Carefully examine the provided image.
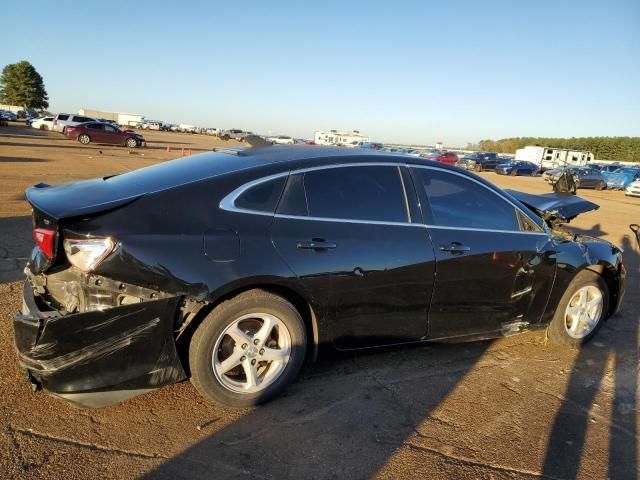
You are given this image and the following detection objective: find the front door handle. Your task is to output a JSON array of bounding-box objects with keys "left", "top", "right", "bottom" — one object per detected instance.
[
  {"left": 297, "top": 239, "right": 338, "bottom": 250},
  {"left": 439, "top": 242, "right": 471, "bottom": 254}
]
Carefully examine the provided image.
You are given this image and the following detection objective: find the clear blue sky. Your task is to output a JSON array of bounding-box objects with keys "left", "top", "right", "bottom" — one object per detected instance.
[{"left": 1, "top": 0, "right": 638, "bottom": 146}]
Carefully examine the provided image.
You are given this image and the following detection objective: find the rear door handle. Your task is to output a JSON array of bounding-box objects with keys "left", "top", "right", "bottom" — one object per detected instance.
[
  {"left": 297, "top": 239, "right": 337, "bottom": 250},
  {"left": 439, "top": 242, "right": 471, "bottom": 254}
]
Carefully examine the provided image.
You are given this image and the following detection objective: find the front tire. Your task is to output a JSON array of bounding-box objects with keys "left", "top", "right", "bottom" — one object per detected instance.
[
  {"left": 126, "top": 137, "right": 138, "bottom": 148},
  {"left": 189, "top": 290, "right": 307, "bottom": 407},
  {"left": 596, "top": 181, "right": 606, "bottom": 191},
  {"left": 510, "top": 169, "right": 517, "bottom": 176},
  {"left": 547, "top": 270, "right": 609, "bottom": 347},
  {"left": 78, "top": 134, "right": 91, "bottom": 145}
]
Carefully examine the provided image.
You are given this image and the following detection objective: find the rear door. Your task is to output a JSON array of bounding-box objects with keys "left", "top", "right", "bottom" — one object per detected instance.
[
  {"left": 271, "top": 163, "right": 436, "bottom": 349},
  {"left": 410, "top": 166, "right": 555, "bottom": 339}
]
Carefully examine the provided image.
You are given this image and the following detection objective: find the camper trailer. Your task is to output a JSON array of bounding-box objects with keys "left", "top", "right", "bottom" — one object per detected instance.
[
  {"left": 314, "top": 130, "right": 370, "bottom": 147},
  {"left": 515, "top": 146, "right": 593, "bottom": 171}
]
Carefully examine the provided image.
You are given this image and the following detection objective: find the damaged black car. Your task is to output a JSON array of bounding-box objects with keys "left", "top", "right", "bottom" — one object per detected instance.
[{"left": 15, "top": 147, "right": 625, "bottom": 408}]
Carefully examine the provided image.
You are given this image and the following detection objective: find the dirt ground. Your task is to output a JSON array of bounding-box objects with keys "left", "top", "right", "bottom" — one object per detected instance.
[{"left": 0, "top": 123, "right": 638, "bottom": 479}]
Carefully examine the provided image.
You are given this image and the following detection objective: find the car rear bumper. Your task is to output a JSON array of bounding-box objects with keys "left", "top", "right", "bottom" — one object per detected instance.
[{"left": 15, "top": 281, "right": 186, "bottom": 407}]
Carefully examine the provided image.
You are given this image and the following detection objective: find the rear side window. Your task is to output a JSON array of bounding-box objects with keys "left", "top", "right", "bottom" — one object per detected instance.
[
  {"left": 414, "top": 168, "right": 518, "bottom": 231},
  {"left": 87, "top": 123, "right": 104, "bottom": 130},
  {"left": 303, "top": 166, "right": 408, "bottom": 223},
  {"left": 235, "top": 177, "right": 286, "bottom": 213},
  {"left": 57, "top": 114, "right": 69, "bottom": 120}
]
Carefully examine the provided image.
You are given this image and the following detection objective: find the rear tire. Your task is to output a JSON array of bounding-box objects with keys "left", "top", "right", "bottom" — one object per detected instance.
[
  {"left": 510, "top": 169, "right": 517, "bottom": 176},
  {"left": 222, "top": 134, "right": 230, "bottom": 141},
  {"left": 78, "top": 134, "right": 90, "bottom": 145},
  {"left": 547, "top": 270, "right": 609, "bottom": 347},
  {"left": 596, "top": 181, "right": 606, "bottom": 191},
  {"left": 39, "top": 124, "right": 47, "bottom": 130},
  {"left": 474, "top": 164, "right": 482, "bottom": 172},
  {"left": 189, "top": 290, "right": 307, "bottom": 407}
]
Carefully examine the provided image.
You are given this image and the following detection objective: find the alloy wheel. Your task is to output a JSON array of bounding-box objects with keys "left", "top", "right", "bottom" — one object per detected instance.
[
  {"left": 212, "top": 313, "right": 292, "bottom": 394},
  {"left": 564, "top": 286, "right": 603, "bottom": 339}
]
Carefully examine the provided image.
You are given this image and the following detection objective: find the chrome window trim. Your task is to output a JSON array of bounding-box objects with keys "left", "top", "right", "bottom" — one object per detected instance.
[
  {"left": 219, "top": 161, "right": 550, "bottom": 237},
  {"left": 408, "top": 164, "right": 545, "bottom": 233},
  {"left": 219, "top": 171, "right": 290, "bottom": 216}
]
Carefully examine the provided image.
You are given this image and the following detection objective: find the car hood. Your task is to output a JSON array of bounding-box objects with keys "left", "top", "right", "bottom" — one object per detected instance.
[{"left": 506, "top": 190, "right": 599, "bottom": 224}]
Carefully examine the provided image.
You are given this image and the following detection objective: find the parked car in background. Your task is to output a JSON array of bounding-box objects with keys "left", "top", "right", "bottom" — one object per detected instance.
[
  {"left": 206, "top": 128, "right": 221, "bottom": 136},
  {"left": 495, "top": 160, "right": 540, "bottom": 176},
  {"left": 420, "top": 150, "right": 459, "bottom": 164},
  {"left": 221, "top": 129, "right": 249, "bottom": 141},
  {"left": 624, "top": 179, "right": 640, "bottom": 197},
  {"left": 542, "top": 167, "right": 580, "bottom": 184},
  {"left": 573, "top": 167, "right": 607, "bottom": 190},
  {"left": 602, "top": 167, "right": 640, "bottom": 190},
  {"left": 269, "top": 135, "right": 295, "bottom": 145},
  {"left": 625, "top": 179, "right": 640, "bottom": 197},
  {"left": 14, "top": 147, "right": 624, "bottom": 408},
  {"left": 0, "top": 110, "right": 18, "bottom": 121},
  {"left": 53, "top": 113, "right": 95, "bottom": 133},
  {"left": 361, "top": 142, "right": 384, "bottom": 150},
  {"left": 456, "top": 152, "right": 500, "bottom": 171},
  {"left": 64, "top": 122, "right": 144, "bottom": 148},
  {"left": 31, "top": 116, "right": 55, "bottom": 130}
]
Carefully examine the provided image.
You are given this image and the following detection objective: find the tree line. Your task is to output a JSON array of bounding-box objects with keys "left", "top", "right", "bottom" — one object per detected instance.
[{"left": 477, "top": 137, "right": 640, "bottom": 162}]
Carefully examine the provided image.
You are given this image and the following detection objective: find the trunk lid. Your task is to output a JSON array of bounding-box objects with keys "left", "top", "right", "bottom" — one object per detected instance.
[
  {"left": 25, "top": 180, "right": 143, "bottom": 221},
  {"left": 506, "top": 190, "right": 599, "bottom": 224}
]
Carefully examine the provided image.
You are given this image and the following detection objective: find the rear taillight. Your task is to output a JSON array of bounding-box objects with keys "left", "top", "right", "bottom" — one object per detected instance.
[{"left": 33, "top": 228, "right": 56, "bottom": 258}]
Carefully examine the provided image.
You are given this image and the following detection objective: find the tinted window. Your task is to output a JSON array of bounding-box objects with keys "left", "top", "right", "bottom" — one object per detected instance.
[
  {"left": 235, "top": 177, "right": 286, "bottom": 213},
  {"left": 57, "top": 114, "right": 69, "bottom": 120},
  {"left": 87, "top": 123, "right": 104, "bottom": 130},
  {"left": 414, "top": 168, "right": 518, "bottom": 231},
  {"left": 104, "top": 125, "right": 118, "bottom": 132},
  {"left": 303, "top": 166, "right": 407, "bottom": 222}
]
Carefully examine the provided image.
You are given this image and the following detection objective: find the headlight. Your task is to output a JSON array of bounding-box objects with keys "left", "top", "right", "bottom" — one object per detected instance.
[{"left": 63, "top": 237, "right": 115, "bottom": 272}]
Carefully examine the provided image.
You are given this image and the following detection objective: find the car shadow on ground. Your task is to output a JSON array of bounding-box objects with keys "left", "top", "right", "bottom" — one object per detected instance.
[
  {"left": 144, "top": 340, "right": 496, "bottom": 479},
  {"left": 540, "top": 224, "right": 638, "bottom": 479},
  {"left": 0, "top": 156, "right": 49, "bottom": 163},
  {"left": 0, "top": 216, "right": 32, "bottom": 283}
]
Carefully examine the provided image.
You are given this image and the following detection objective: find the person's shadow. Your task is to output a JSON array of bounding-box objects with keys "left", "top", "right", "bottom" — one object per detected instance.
[{"left": 541, "top": 224, "right": 639, "bottom": 479}]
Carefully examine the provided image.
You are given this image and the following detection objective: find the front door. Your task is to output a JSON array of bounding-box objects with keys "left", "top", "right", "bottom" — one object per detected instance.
[
  {"left": 410, "top": 166, "right": 556, "bottom": 339},
  {"left": 271, "top": 164, "right": 436, "bottom": 349}
]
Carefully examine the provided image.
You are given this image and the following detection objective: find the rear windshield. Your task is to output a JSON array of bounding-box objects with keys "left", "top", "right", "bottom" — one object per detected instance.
[{"left": 104, "top": 151, "right": 288, "bottom": 195}]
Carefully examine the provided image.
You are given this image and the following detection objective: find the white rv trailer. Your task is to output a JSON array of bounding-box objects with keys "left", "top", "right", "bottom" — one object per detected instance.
[
  {"left": 515, "top": 146, "right": 593, "bottom": 170},
  {"left": 314, "top": 130, "right": 370, "bottom": 147}
]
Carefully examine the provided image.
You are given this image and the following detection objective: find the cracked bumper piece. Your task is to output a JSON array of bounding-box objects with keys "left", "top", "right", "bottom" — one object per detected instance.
[{"left": 15, "top": 281, "right": 186, "bottom": 407}]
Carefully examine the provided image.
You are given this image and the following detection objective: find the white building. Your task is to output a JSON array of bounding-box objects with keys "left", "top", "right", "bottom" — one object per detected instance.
[
  {"left": 314, "top": 130, "right": 370, "bottom": 147},
  {"left": 78, "top": 109, "right": 143, "bottom": 127}
]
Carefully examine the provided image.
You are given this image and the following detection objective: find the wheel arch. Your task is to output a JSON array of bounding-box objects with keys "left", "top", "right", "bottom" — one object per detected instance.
[
  {"left": 583, "top": 263, "right": 622, "bottom": 316},
  {"left": 176, "top": 282, "right": 320, "bottom": 374}
]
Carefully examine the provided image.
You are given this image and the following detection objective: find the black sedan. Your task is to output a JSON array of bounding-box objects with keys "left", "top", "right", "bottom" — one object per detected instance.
[{"left": 15, "top": 147, "right": 625, "bottom": 408}]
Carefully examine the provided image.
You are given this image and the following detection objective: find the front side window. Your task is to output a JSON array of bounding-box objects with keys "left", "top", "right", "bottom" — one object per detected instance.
[
  {"left": 414, "top": 168, "right": 519, "bottom": 231},
  {"left": 303, "top": 166, "right": 408, "bottom": 223},
  {"left": 104, "top": 125, "right": 118, "bottom": 132}
]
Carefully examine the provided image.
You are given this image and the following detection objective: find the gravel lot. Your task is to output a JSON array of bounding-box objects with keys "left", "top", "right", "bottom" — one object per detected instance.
[{"left": 1, "top": 123, "right": 638, "bottom": 479}]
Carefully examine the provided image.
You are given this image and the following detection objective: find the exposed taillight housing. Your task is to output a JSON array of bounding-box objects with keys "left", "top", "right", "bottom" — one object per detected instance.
[
  {"left": 33, "top": 228, "right": 56, "bottom": 258},
  {"left": 63, "top": 237, "right": 115, "bottom": 272}
]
